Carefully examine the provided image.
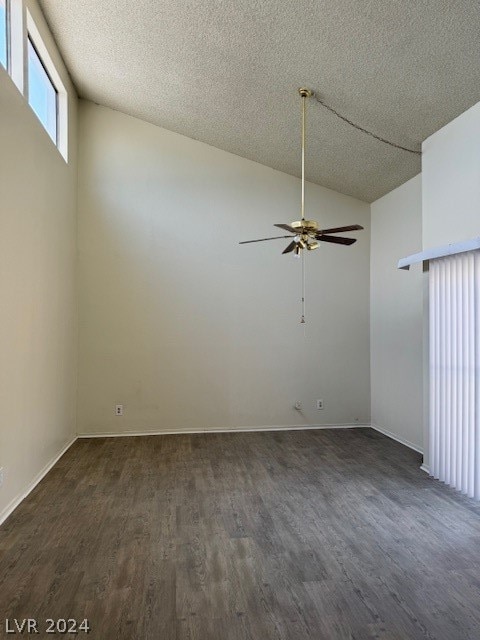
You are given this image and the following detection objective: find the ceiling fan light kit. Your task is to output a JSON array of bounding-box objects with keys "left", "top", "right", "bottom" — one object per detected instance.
[{"left": 239, "top": 87, "right": 364, "bottom": 322}]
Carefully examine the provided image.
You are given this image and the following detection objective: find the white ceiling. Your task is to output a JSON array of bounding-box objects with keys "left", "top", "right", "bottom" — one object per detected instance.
[{"left": 39, "top": 0, "right": 480, "bottom": 202}]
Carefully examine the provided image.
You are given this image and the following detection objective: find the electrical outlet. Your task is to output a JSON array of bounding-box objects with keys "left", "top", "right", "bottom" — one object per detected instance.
[
  {"left": 0, "top": 467, "right": 4, "bottom": 487},
  {"left": 115, "top": 404, "right": 124, "bottom": 416},
  {"left": 294, "top": 401, "right": 302, "bottom": 411},
  {"left": 316, "top": 399, "right": 324, "bottom": 410}
]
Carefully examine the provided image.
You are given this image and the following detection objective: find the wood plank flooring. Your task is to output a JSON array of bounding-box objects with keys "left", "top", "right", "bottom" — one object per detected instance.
[{"left": 1, "top": 428, "right": 480, "bottom": 639}]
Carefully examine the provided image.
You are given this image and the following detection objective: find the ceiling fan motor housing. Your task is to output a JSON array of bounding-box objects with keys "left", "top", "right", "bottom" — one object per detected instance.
[{"left": 291, "top": 219, "right": 318, "bottom": 231}]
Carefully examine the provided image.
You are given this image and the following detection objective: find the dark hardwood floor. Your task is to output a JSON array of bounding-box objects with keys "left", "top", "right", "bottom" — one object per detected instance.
[{"left": 1, "top": 428, "right": 480, "bottom": 639}]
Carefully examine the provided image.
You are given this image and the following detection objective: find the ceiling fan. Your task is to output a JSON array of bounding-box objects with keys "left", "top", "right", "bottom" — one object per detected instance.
[{"left": 239, "top": 88, "right": 363, "bottom": 255}]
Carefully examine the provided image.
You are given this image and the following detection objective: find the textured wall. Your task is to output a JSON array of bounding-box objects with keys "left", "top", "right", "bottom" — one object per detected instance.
[
  {"left": 370, "top": 175, "right": 423, "bottom": 451},
  {"left": 77, "top": 101, "right": 371, "bottom": 435},
  {"left": 0, "top": 1, "right": 77, "bottom": 520}
]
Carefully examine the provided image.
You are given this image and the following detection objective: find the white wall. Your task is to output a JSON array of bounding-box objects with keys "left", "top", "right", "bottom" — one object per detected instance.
[
  {"left": 77, "top": 100, "right": 371, "bottom": 435},
  {"left": 423, "top": 101, "right": 480, "bottom": 249},
  {"left": 370, "top": 175, "right": 423, "bottom": 451},
  {"left": 0, "top": 1, "right": 77, "bottom": 520}
]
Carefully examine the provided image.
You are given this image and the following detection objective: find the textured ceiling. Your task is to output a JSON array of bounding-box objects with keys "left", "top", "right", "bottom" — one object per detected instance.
[{"left": 40, "top": 0, "right": 480, "bottom": 202}]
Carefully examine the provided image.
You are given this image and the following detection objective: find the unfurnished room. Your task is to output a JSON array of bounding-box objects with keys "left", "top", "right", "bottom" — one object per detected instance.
[{"left": 1, "top": 1, "right": 480, "bottom": 638}]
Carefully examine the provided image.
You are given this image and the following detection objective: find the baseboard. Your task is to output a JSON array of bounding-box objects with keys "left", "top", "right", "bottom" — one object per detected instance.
[
  {"left": 370, "top": 423, "right": 423, "bottom": 454},
  {"left": 0, "top": 435, "right": 77, "bottom": 527},
  {"left": 78, "top": 423, "right": 371, "bottom": 439},
  {"left": 420, "top": 463, "right": 430, "bottom": 474}
]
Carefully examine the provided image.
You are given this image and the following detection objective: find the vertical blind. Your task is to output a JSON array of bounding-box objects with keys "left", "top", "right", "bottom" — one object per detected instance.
[{"left": 429, "top": 250, "right": 480, "bottom": 499}]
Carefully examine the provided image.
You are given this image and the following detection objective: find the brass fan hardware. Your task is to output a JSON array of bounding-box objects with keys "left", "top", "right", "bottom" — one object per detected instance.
[
  {"left": 239, "top": 88, "right": 363, "bottom": 255},
  {"left": 239, "top": 88, "right": 364, "bottom": 323}
]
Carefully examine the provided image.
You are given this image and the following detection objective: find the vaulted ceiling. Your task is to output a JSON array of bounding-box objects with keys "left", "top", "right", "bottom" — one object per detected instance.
[{"left": 40, "top": 0, "right": 480, "bottom": 202}]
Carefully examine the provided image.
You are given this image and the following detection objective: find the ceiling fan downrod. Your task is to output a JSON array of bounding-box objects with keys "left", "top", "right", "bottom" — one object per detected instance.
[{"left": 299, "top": 87, "right": 313, "bottom": 223}]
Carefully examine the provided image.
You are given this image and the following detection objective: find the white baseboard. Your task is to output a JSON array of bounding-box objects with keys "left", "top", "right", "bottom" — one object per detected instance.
[
  {"left": 420, "top": 463, "right": 430, "bottom": 474},
  {"left": 78, "top": 423, "right": 371, "bottom": 439},
  {"left": 0, "top": 436, "right": 77, "bottom": 527},
  {"left": 370, "top": 423, "right": 423, "bottom": 454}
]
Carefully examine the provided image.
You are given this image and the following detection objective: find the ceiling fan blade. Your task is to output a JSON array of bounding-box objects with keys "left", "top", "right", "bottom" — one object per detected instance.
[
  {"left": 274, "top": 223, "right": 298, "bottom": 233},
  {"left": 317, "top": 235, "right": 357, "bottom": 245},
  {"left": 317, "top": 224, "right": 364, "bottom": 234},
  {"left": 282, "top": 241, "right": 297, "bottom": 254},
  {"left": 239, "top": 235, "right": 294, "bottom": 245}
]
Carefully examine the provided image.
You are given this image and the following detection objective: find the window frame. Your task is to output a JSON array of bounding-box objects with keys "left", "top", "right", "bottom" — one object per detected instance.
[
  {"left": 27, "top": 33, "right": 58, "bottom": 145},
  {"left": 0, "top": 0, "right": 9, "bottom": 71},
  {"left": 26, "top": 10, "right": 68, "bottom": 161},
  {"left": 8, "top": 0, "right": 25, "bottom": 92}
]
